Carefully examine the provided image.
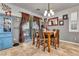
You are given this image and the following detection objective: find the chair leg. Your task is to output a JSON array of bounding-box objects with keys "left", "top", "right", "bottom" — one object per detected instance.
[
  {"left": 53, "top": 39, "right": 54, "bottom": 46},
  {"left": 54, "top": 38, "right": 59, "bottom": 49},
  {"left": 38, "top": 37, "right": 40, "bottom": 48},
  {"left": 33, "top": 38, "right": 35, "bottom": 45},
  {"left": 51, "top": 38, "right": 54, "bottom": 46},
  {"left": 36, "top": 32, "right": 40, "bottom": 48},
  {"left": 50, "top": 39, "right": 52, "bottom": 45},
  {"left": 32, "top": 34, "right": 35, "bottom": 45},
  {"left": 54, "top": 38, "right": 57, "bottom": 49},
  {"left": 43, "top": 33, "right": 46, "bottom": 51}
]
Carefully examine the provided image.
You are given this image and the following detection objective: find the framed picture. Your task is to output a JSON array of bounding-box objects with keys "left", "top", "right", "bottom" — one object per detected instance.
[
  {"left": 63, "top": 14, "right": 68, "bottom": 20},
  {"left": 48, "top": 17, "right": 58, "bottom": 26},
  {"left": 59, "top": 20, "right": 64, "bottom": 25},
  {"left": 3, "top": 17, "right": 11, "bottom": 32}
]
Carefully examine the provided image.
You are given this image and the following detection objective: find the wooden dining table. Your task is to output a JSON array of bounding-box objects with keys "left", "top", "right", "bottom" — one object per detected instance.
[
  {"left": 43, "top": 31, "right": 54, "bottom": 52},
  {"left": 32, "top": 30, "right": 59, "bottom": 53}
]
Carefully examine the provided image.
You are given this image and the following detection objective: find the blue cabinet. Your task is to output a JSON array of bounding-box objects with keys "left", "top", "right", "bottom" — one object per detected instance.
[{"left": 0, "top": 15, "right": 13, "bottom": 50}]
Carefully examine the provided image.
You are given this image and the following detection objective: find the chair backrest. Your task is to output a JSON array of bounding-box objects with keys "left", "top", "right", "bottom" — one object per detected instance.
[{"left": 54, "top": 30, "right": 59, "bottom": 38}]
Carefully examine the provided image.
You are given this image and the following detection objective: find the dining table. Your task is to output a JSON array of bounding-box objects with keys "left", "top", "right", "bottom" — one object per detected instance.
[
  {"left": 32, "top": 30, "right": 59, "bottom": 53},
  {"left": 43, "top": 30, "right": 54, "bottom": 52}
]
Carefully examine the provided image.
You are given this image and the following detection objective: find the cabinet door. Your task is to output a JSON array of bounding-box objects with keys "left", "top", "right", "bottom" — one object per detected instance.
[
  {"left": 0, "top": 16, "right": 13, "bottom": 50},
  {"left": 0, "top": 39, "right": 2, "bottom": 50},
  {"left": 3, "top": 37, "right": 12, "bottom": 49}
]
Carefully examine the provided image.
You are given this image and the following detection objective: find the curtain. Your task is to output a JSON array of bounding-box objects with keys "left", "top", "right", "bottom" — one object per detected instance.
[
  {"left": 33, "top": 16, "right": 41, "bottom": 29},
  {"left": 19, "top": 12, "right": 29, "bottom": 43}
]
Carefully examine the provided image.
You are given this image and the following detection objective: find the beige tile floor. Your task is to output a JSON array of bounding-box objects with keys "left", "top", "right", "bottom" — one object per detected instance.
[{"left": 0, "top": 41, "right": 79, "bottom": 56}]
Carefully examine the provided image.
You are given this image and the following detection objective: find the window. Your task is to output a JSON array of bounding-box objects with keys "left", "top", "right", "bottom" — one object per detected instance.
[{"left": 69, "top": 12, "right": 78, "bottom": 32}]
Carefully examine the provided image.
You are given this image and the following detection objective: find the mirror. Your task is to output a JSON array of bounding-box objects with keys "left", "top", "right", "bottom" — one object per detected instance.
[{"left": 59, "top": 20, "right": 64, "bottom": 26}]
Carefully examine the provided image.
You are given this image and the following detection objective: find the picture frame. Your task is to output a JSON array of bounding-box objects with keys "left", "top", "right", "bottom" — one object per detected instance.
[
  {"left": 59, "top": 20, "right": 64, "bottom": 26},
  {"left": 63, "top": 14, "right": 68, "bottom": 20},
  {"left": 3, "top": 17, "right": 11, "bottom": 32},
  {"left": 48, "top": 17, "right": 58, "bottom": 26}
]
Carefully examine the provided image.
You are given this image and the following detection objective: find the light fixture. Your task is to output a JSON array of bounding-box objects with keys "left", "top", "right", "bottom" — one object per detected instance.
[{"left": 44, "top": 3, "right": 54, "bottom": 17}]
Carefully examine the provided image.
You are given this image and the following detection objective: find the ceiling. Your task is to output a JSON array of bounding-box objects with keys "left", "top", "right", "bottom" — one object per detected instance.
[{"left": 11, "top": 3, "right": 79, "bottom": 16}]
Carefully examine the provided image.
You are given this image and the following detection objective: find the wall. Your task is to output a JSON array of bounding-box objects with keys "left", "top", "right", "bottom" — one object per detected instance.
[
  {"left": 48, "top": 5, "right": 79, "bottom": 43},
  {"left": 0, "top": 3, "right": 42, "bottom": 43},
  {"left": 11, "top": 17, "right": 21, "bottom": 43}
]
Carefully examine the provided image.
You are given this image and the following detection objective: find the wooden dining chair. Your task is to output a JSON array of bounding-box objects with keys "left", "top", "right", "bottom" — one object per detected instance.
[
  {"left": 53, "top": 30, "right": 59, "bottom": 49},
  {"left": 36, "top": 31, "right": 40, "bottom": 48},
  {"left": 32, "top": 29, "right": 35, "bottom": 45},
  {"left": 50, "top": 33, "right": 55, "bottom": 46}
]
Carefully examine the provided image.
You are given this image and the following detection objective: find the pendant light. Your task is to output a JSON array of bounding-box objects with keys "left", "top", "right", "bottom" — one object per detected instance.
[{"left": 44, "top": 3, "right": 54, "bottom": 17}]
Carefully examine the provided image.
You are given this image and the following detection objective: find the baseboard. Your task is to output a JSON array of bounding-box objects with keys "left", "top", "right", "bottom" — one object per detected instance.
[{"left": 60, "top": 40, "right": 79, "bottom": 46}]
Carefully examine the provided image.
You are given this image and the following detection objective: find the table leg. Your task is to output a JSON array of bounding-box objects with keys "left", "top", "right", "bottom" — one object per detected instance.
[{"left": 48, "top": 33, "right": 51, "bottom": 52}]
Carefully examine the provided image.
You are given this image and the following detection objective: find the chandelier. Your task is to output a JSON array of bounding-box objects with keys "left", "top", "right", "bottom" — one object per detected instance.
[{"left": 44, "top": 3, "right": 54, "bottom": 17}]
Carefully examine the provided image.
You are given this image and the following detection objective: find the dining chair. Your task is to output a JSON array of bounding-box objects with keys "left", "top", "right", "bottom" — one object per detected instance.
[
  {"left": 53, "top": 29, "right": 59, "bottom": 49},
  {"left": 36, "top": 31, "right": 40, "bottom": 48}
]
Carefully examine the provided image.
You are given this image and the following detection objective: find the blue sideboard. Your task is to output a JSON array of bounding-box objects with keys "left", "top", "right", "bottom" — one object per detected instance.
[{"left": 0, "top": 15, "right": 13, "bottom": 50}]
